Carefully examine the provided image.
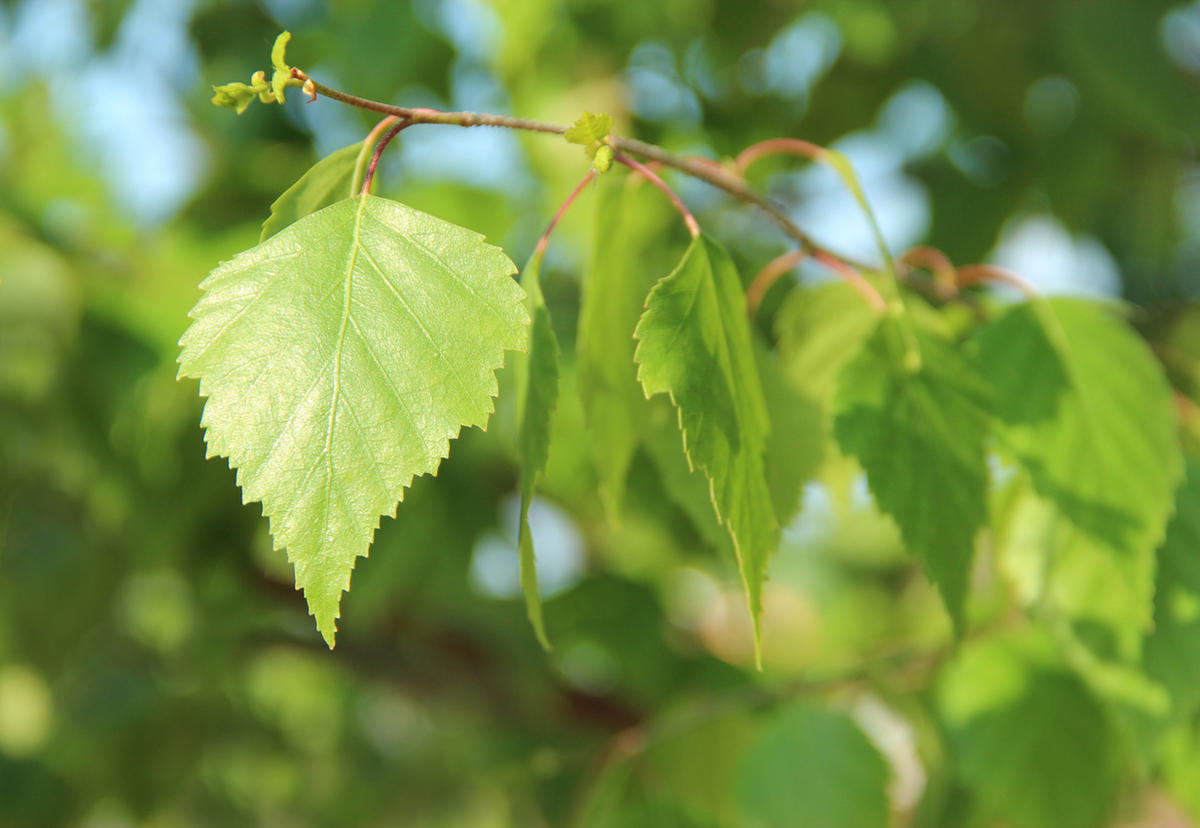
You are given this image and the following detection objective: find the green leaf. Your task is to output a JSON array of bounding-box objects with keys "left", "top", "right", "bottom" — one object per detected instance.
[
  {"left": 634, "top": 234, "right": 778, "bottom": 662},
  {"left": 578, "top": 175, "right": 683, "bottom": 516},
  {"left": 178, "top": 194, "right": 528, "bottom": 646},
  {"left": 260, "top": 142, "right": 363, "bottom": 241},
  {"left": 512, "top": 252, "right": 558, "bottom": 650},
  {"left": 974, "top": 298, "right": 1183, "bottom": 657},
  {"left": 833, "top": 317, "right": 990, "bottom": 630},
  {"left": 1143, "top": 463, "right": 1200, "bottom": 718},
  {"left": 564, "top": 111, "right": 613, "bottom": 148},
  {"left": 937, "top": 631, "right": 1122, "bottom": 828},
  {"left": 775, "top": 282, "right": 881, "bottom": 407},
  {"left": 734, "top": 704, "right": 889, "bottom": 828},
  {"left": 754, "top": 336, "right": 822, "bottom": 526}
]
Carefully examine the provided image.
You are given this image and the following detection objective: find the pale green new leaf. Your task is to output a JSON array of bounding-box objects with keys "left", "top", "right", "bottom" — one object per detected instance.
[
  {"left": 260, "top": 142, "right": 362, "bottom": 241},
  {"left": 564, "top": 111, "right": 612, "bottom": 147},
  {"left": 634, "top": 234, "right": 778, "bottom": 661},
  {"left": 578, "top": 175, "right": 683, "bottom": 516},
  {"left": 833, "top": 317, "right": 991, "bottom": 630},
  {"left": 512, "top": 252, "right": 558, "bottom": 650},
  {"left": 975, "top": 298, "right": 1183, "bottom": 656},
  {"left": 178, "top": 194, "right": 528, "bottom": 645}
]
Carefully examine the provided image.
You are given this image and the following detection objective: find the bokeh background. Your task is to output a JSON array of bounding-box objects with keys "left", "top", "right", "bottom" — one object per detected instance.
[{"left": 2, "top": 0, "right": 1200, "bottom": 825}]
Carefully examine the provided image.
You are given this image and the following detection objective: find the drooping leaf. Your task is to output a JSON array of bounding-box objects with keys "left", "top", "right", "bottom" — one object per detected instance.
[
  {"left": 734, "top": 704, "right": 889, "bottom": 828},
  {"left": 512, "top": 252, "right": 558, "bottom": 650},
  {"left": 634, "top": 233, "right": 778, "bottom": 662},
  {"left": 578, "top": 175, "right": 684, "bottom": 516},
  {"left": 937, "top": 631, "right": 1122, "bottom": 828},
  {"left": 178, "top": 194, "right": 528, "bottom": 645},
  {"left": 833, "top": 317, "right": 990, "bottom": 630},
  {"left": 974, "top": 298, "right": 1183, "bottom": 657},
  {"left": 641, "top": 396, "right": 733, "bottom": 555},
  {"left": 260, "top": 142, "right": 363, "bottom": 241}
]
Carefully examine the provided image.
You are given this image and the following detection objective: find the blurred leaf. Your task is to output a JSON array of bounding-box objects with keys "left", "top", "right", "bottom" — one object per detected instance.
[
  {"left": 734, "top": 704, "right": 889, "bottom": 828},
  {"left": 1144, "top": 463, "right": 1200, "bottom": 718},
  {"left": 260, "top": 142, "right": 362, "bottom": 241},
  {"left": 974, "top": 298, "right": 1183, "bottom": 657},
  {"left": 178, "top": 195, "right": 528, "bottom": 645},
  {"left": 834, "top": 317, "right": 990, "bottom": 630},
  {"left": 938, "top": 632, "right": 1122, "bottom": 828},
  {"left": 635, "top": 234, "right": 779, "bottom": 660},
  {"left": 754, "top": 337, "right": 822, "bottom": 526},
  {"left": 775, "top": 282, "right": 880, "bottom": 405},
  {"left": 513, "top": 253, "right": 559, "bottom": 649},
  {"left": 578, "top": 176, "right": 681, "bottom": 515}
]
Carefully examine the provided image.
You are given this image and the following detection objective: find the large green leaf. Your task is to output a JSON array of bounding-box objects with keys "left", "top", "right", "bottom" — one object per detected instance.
[
  {"left": 634, "top": 233, "right": 778, "bottom": 660},
  {"left": 974, "top": 298, "right": 1183, "bottom": 657},
  {"left": 260, "top": 142, "right": 362, "bottom": 241},
  {"left": 734, "top": 704, "right": 889, "bottom": 828},
  {"left": 833, "top": 317, "right": 990, "bottom": 630},
  {"left": 179, "top": 194, "right": 528, "bottom": 645},
  {"left": 578, "top": 175, "right": 684, "bottom": 516},
  {"left": 937, "top": 632, "right": 1121, "bottom": 828},
  {"left": 512, "top": 252, "right": 558, "bottom": 650}
]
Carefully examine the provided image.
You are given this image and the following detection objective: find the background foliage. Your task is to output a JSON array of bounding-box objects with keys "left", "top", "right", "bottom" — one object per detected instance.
[{"left": 2, "top": 0, "right": 1200, "bottom": 825}]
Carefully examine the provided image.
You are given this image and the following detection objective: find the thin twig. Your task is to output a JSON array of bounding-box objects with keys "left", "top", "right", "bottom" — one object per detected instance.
[
  {"left": 747, "top": 249, "right": 806, "bottom": 315},
  {"left": 900, "top": 245, "right": 957, "bottom": 300},
  {"left": 534, "top": 168, "right": 596, "bottom": 259},
  {"left": 614, "top": 152, "right": 700, "bottom": 238},
  {"left": 956, "top": 264, "right": 1037, "bottom": 297},
  {"left": 735, "top": 137, "right": 826, "bottom": 175},
  {"left": 360, "top": 118, "right": 412, "bottom": 196},
  {"left": 812, "top": 250, "right": 887, "bottom": 313},
  {"left": 302, "top": 76, "right": 832, "bottom": 258},
  {"left": 350, "top": 114, "right": 401, "bottom": 196}
]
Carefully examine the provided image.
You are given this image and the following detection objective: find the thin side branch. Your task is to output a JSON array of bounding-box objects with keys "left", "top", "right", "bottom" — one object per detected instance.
[
  {"left": 956, "top": 264, "right": 1037, "bottom": 297},
  {"left": 812, "top": 250, "right": 887, "bottom": 313},
  {"left": 360, "top": 118, "right": 412, "bottom": 196},
  {"left": 614, "top": 152, "right": 700, "bottom": 238},
  {"left": 534, "top": 168, "right": 596, "bottom": 259},
  {"left": 747, "top": 249, "right": 806, "bottom": 315},
  {"left": 735, "top": 137, "right": 826, "bottom": 175},
  {"left": 351, "top": 115, "right": 401, "bottom": 196}
]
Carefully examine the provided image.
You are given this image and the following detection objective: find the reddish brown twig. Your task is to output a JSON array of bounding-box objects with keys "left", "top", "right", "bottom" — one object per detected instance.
[
  {"left": 900, "top": 246, "right": 957, "bottom": 299},
  {"left": 735, "top": 138, "right": 826, "bottom": 175},
  {"left": 614, "top": 152, "right": 700, "bottom": 238},
  {"left": 534, "top": 169, "right": 596, "bottom": 258},
  {"left": 747, "top": 249, "right": 806, "bottom": 314},
  {"left": 360, "top": 118, "right": 412, "bottom": 195},
  {"left": 956, "top": 264, "right": 1037, "bottom": 297},
  {"left": 812, "top": 250, "right": 887, "bottom": 313}
]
